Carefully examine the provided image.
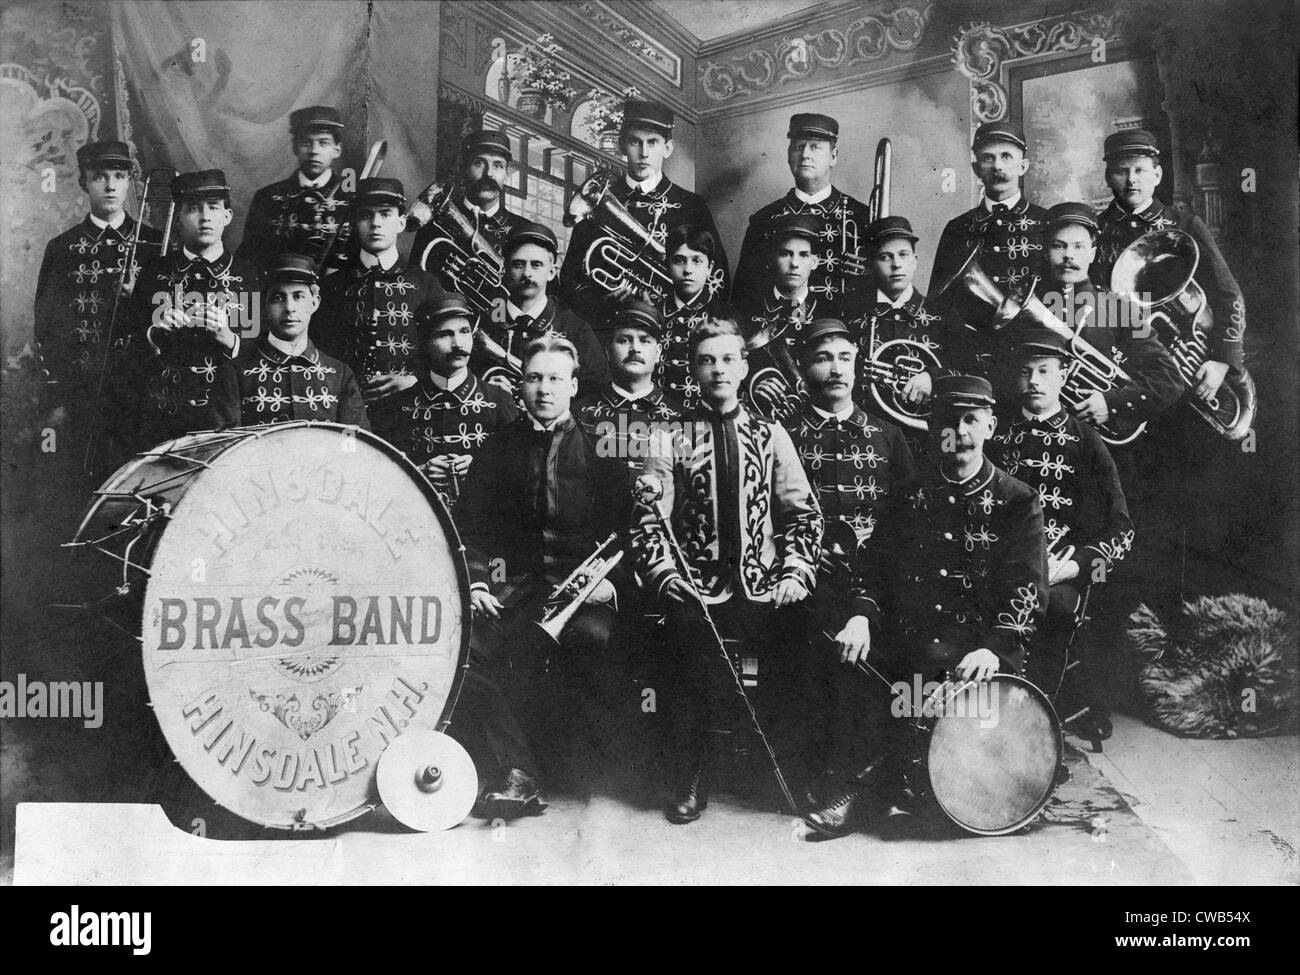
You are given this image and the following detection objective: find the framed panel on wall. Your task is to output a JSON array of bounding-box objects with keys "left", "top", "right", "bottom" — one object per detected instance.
[{"left": 1007, "top": 46, "right": 1170, "bottom": 209}]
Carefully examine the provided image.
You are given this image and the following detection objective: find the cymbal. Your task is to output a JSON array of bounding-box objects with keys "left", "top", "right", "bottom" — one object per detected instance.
[{"left": 376, "top": 730, "right": 478, "bottom": 831}]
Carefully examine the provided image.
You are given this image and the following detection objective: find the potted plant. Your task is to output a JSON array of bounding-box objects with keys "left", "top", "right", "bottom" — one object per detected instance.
[
  {"left": 509, "top": 33, "right": 577, "bottom": 119},
  {"left": 583, "top": 85, "right": 642, "bottom": 152}
]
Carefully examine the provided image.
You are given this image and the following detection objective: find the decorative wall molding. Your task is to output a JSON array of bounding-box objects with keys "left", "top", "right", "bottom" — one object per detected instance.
[
  {"left": 698, "top": 2, "right": 931, "bottom": 104},
  {"left": 574, "top": 1, "right": 681, "bottom": 87},
  {"left": 951, "top": 10, "right": 1128, "bottom": 126}
]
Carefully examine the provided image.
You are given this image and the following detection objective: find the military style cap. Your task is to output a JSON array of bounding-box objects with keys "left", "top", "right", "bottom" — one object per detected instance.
[
  {"left": 972, "top": 120, "right": 1027, "bottom": 152},
  {"left": 932, "top": 374, "right": 996, "bottom": 409},
  {"left": 463, "top": 128, "right": 512, "bottom": 161},
  {"left": 76, "top": 140, "right": 132, "bottom": 170},
  {"left": 799, "top": 318, "right": 852, "bottom": 355},
  {"left": 1104, "top": 127, "right": 1160, "bottom": 161},
  {"left": 1017, "top": 327, "right": 1070, "bottom": 359},
  {"left": 171, "top": 169, "right": 231, "bottom": 200},
  {"left": 865, "top": 215, "right": 918, "bottom": 247},
  {"left": 504, "top": 220, "right": 559, "bottom": 255},
  {"left": 265, "top": 254, "right": 319, "bottom": 286},
  {"left": 788, "top": 113, "right": 839, "bottom": 141},
  {"left": 622, "top": 100, "right": 674, "bottom": 136},
  {"left": 416, "top": 292, "right": 476, "bottom": 329},
  {"left": 611, "top": 298, "right": 663, "bottom": 338},
  {"left": 766, "top": 212, "right": 822, "bottom": 246},
  {"left": 289, "top": 105, "right": 344, "bottom": 135},
  {"left": 354, "top": 177, "right": 406, "bottom": 209},
  {"left": 1046, "top": 201, "right": 1100, "bottom": 232}
]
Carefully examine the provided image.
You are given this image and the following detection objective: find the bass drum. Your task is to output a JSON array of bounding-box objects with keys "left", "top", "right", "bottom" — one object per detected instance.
[
  {"left": 911, "top": 673, "right": 1062, "bottom": 836},
  {"left": 72, "top": 422, "right": 471, "bottom": 830}
]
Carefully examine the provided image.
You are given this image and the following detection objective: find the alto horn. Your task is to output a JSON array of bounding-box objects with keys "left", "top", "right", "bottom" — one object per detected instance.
[
  {"left": 932, "top": 245, "right": 1027, "bottom": 329},
  {"left": 409, "top": 178, "right": 508, "bottom": 317}
]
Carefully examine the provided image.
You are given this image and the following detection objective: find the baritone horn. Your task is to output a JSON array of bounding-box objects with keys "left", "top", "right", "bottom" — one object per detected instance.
[
  {"left": 1111, "top": 228, "right": 1256, "bottom": 442},
  {"left": 409, "top": 178, "right": 508, "bottom": 317},
  {"left": 936, "top": 249, "right": 1148, "bottom": 446},
  {"left": 533, "top": 533, "right": 625, "bottom": 643},
  {"left": 565, "top": 175, "right": 672, "bottom": 302}
]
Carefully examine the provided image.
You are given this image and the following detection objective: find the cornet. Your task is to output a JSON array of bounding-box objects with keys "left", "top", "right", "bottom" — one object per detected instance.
[{"left": 533, "top": 534, "right": 624, "bottom": 644}]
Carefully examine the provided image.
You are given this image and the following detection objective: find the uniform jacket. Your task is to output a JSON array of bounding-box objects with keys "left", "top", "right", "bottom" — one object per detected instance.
[
  {"left": 229, "top": 336, "right": 369, "bottom": 429},
  {"left": 314, "top": 256, "right": 442, "bottom": 385},
  {"left": 236, "top": 170, "right": 352, "bottom": 272},
  {"left": 856, "top": 458, "right": 1048, "bottom": 672},
  {"left": 929, "top": 197, "right": 1051, "bottom": 329},
  {"left": 990, "top": 408, "right": 1133, "bottom": 590},
  {"left": 471, "top": 298, "right": 610, "bottom": 400},
  {"left": 788, "top": 403, "right": 915, "bottom": 544},
  {"left": 34, "top": 215, "right": 162, "bottom": 425},
  {"left": 370, "top": 372, "right": 518, "bottom": 472},
  {"left": 561, "top": 176, "right": 729, "bottom": 329},
  {"left": 575, "top": 383, "right": 684, "bottom": 489},
  {"left": 732, "top": 187, "right": 872, "bottom": 310},
  {"left": 1092, "top": 199, "right": 1246, "bottom": 369},
  {"left": 632, "top": 403, "right": 823, "bottom": 603},
  {"left": 126, "top": 248, "right": 260, "bottom": 446},
  {"left": 454, "top": 414, "right": 630, "bottom": 590},
  {"left": 737, "top": 289, "right": 838, "bottom": 416},
  {"left": 655, "top": 290, "right": 734, "bottom": 412}
]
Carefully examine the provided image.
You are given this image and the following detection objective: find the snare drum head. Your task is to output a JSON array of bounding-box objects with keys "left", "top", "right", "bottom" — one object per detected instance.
[
  {"left": 926, "top": 674, "right": 1061, "bottom": 835},
  {"left": 139, "top": 423, "right": 469, "bottom": 829}
]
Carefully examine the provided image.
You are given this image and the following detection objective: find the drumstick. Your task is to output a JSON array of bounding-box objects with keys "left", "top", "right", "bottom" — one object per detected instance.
[{"left": 820, "top": 628, "right": 894, "bottom": 691}]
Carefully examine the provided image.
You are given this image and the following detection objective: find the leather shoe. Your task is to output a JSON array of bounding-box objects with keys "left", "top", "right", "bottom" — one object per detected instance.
[
  {"left": 802, "top": 786, "right": 862, "bottom": 839},
  {"left": 478, "top": 767, "right": 548, "bottom": 821},
  {"left": 666, "top": 765, "right": 708, "bottom": 824}
]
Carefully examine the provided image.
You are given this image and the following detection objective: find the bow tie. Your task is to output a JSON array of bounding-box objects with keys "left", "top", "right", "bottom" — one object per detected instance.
[
  {"left": 512, "top": 314, "right": 536, "bottom": 331},
  {"left": 872, "top": 302, "right": 897, "bottom": 317},
  {"left": 991, "top": 203, "right": 1010, "bottom": 213}
]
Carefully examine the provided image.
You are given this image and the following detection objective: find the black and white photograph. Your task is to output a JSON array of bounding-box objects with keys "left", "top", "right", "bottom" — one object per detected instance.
[{"left": 0, "top": 0, "right": 1296, "bottom": 900}]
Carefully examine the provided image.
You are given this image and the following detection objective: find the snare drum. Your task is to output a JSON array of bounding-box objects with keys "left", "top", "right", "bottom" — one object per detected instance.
[
  {"left": 71, "top": 422, "right": 471, "bottom": 830},
  {"left": 907, "top": 673, "right": 1062, "bottom": 835}
]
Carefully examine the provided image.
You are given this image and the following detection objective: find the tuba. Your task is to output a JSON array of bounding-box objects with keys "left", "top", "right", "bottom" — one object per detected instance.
[
  {"left": 533, "top": 534, "right": 625, "bottom": 644},
  {"left": 1111, "top": 229, "right": 1256, "bottom": 442},
  {"left": 937, "top": 249, "right": 1148, "bottom": 446},
  {"left": 408, "top": 179, "right": 509, "bottom": 317},
  {"left": 564, "top": 175, "right": 672, "bottom": 302}
]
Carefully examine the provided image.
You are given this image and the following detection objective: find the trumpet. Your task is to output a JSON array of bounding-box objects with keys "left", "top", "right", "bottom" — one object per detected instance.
[
  {"left": 565, "top": 175, "right": 672, "bottom": 302},
  {"left": 937, "top": 250, "right": 1147, "bottom": 446},
  {"left": 533, "top": 534, "right": 624, "bottom": 644},
  {"left": 410, "top": 178, "right": 508, "bottom": 317},
  {"left": 1111, "top": 228, "right": 1256, "bottom": 442},
  {"left": 862, "top": 338, "right": 942, "bottom": 431}
]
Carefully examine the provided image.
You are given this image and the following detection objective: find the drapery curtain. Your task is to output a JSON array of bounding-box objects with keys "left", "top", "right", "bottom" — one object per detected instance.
[{"left": 112, "top": 0, "right": 440, "bottom": 257}]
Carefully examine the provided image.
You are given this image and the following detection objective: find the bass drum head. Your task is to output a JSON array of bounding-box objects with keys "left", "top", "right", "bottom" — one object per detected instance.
[
  {"left": 926, "top": 674, "right": 1061, "bottom": 836},
  {"left": 139, "top": 423, "right": 469, "bottom": 830}
]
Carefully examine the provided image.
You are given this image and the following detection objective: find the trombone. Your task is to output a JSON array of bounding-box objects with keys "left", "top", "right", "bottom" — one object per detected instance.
[
  {"left": 82, "top": 165, "right": 177, "bottom": 474},
  {"left": 840, "top": 138, "right": 892, "bottom": 278}
]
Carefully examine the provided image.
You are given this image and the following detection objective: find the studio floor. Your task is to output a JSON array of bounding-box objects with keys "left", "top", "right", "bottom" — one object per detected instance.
[{"left": 3, "top": 716, "right": 1296, "bottom": 885}]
